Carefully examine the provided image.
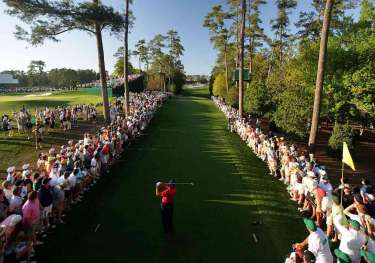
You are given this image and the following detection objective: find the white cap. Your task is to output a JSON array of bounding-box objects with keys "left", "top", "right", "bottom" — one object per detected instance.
[
  {"left": 7, "top": 166, "right": 15, "bottom": 173},
  {"left": 22, "top": 164, "right": 30, "bottom": 170},
  {"left": 365, "top": 193, "right": 375, "bottom": 201},
  {"left": 319, "top": 170, "right": 327, "bottom": 176}
]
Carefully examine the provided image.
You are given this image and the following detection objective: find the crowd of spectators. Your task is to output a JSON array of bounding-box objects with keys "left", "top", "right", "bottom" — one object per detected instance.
[
  {"left": 0, "top": 91, "right": 170, "bottom": 263},
  {"left": 213, "top": 96, "right": 375, "bottom": 263},
  {"left": 1, "top": 104, "right": 99, "bottom": 149}
]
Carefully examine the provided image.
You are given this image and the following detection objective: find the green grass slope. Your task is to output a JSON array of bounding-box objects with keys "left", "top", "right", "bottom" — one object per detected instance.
[{"left": 37, "top": 87, "right": 305, "bottom": 262}]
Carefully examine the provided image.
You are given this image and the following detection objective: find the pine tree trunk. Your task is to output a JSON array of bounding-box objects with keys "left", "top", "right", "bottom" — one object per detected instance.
[
  {"left": 238, "top": 0, "right": 246, "bottom": 117},
  {"left": 124, "top": 0, "right": 130, "bottom": 117},
  {"left": 308, "top": 0, "right": 334, "bottom": 154},
  {"left": 249, "top": 36, "right": 254, "bottom": 73},
  {"left": 94, "top": 23, "right": 110, "bottom": 124},
  {"left": 224, "top": 44, "right": 229, "bottom": 96}
]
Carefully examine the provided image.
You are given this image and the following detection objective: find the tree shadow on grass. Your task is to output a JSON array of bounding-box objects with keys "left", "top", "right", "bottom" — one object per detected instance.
[{"left": 36, "top": 95, "right": 305, "bottom": 263}]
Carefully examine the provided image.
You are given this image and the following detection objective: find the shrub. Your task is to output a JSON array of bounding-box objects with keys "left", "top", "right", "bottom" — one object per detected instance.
[
  {"left": 226, "top": 86, "right": 239, "bottom": 108},
  {"left": 328, "top": 122, "right": 355, "bottom": 156},
  {"left": 212, "top": 73, "right": 227, "bottom": 97}
]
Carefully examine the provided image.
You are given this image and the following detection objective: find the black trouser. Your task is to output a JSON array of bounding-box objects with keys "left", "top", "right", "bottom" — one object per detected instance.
[{"left": 161, "top": 202, "right": 174, "bottom": 234}]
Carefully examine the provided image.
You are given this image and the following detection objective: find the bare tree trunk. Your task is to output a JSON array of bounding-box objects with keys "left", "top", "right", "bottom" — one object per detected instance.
[
  {"left": 308, "top": 0, "right": 334, "bottom": 154},
  {"left": 224, "top": 44, "right": 229, "bottom": 96},
  {"left": 124, "top": 0, "right": 130, "bottom": 117},
  {"left": 94, "top": 23, "right": 110, "bottom": 124},
  {"left": 93, "top": 0, "right": 110, "bottom": 124},
  {"left": 238, "top": 0, "right": 246, "bottom": 116}
]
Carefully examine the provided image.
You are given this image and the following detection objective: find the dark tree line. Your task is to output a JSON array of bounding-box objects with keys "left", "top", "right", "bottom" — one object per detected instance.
[{"left": 2, "top": 61, "right": 97, "bottom": 89}]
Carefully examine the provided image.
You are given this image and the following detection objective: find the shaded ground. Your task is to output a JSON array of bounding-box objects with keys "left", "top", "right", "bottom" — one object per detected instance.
[
  {"left": 255, "top": 118, "right": 375, "bottom": 185},
  {"left": 37, "top": 87, "right": 305, "bottom": 262}
]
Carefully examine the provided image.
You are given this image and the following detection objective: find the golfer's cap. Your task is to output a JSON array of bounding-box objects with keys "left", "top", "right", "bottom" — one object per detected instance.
[
  {"left": 22, "top": 164, "right": 30, "bottom": 170},
  {"left": 23, "top": 170, "right": 31, "bottom": 177},
  {"left": 7, "top": 166, "right": 15, "bottom": 173}
]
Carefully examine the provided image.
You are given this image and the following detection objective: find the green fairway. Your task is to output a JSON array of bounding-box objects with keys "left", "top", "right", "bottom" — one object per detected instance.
[
  {"left": 37, "top": 87, "right": 305, "bottom": 262},
  {"left": 0, "top": 88, "right": 110, "bottom": 116}
]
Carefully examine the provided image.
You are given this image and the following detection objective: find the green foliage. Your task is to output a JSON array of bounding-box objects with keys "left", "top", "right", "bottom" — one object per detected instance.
[
  {"left": 270, "top": 0, "right": 297, "bottom": 61},
  {"left": 244, "top": 80, "right": 271, "bottom": 116},
  {"left": 112, "top": 48, "right": 136, "bottom": 78},
  {"left": 272, "top": 83, "right": 313, "bottom": 138},
  {"left": 212, "top": 73, "right": 227, "bottom": 97},
  {"left": 4, "top": 0, "right": 125, "bottom": 46},
  {"left": 346, "top": 65, "right": 375, "bottom": 117},
  {"left": 48, "top": 68, "right": 97, "bottom": 88},
  {"left": 227, "top": 86, "right": 239, "bottom": 107},
  {"left": 208, "top": 74, "right": 214, "bottom": 95},
  {"left": 328, "top": 122, "right": 355, "bottom": 152},
  {"left": 133, "top": 39, "right": 150, "bottom": 71},
  {"left": 205, "top": 0, "right": 373, "bottom": 148},
  {"left": 172, "top": 70, "right": 186, "bottom": 94},
  {"left": 2, "top": 62, "right": 97, "bottom": 88}
]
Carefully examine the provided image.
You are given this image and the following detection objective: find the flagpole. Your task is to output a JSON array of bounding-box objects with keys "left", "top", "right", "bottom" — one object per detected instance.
[{"left": 340, "top": 161, "right": 344, "bottom": 207}]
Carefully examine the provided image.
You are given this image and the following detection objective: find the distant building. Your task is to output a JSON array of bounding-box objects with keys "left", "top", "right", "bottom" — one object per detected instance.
[{"left": 0, "top": 73, "right": 19, "bottom": 88}]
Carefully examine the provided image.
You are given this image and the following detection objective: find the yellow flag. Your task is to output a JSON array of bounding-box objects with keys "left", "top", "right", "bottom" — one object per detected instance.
[{"left": 342, "top": 142, "right": 356, "bottom": 171}]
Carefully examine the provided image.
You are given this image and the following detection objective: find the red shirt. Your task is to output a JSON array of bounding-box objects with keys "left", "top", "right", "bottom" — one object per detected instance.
[{"left": 161, "top": 187, "right": 176, "bottom": 204}]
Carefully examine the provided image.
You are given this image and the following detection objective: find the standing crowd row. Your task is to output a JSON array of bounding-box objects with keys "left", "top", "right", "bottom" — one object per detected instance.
[
  {"left": 0, "top": 91, "right": 170, "bottom": 263},
  {"left": 1, "top": 104, "right": 98, "bottom": 146},
  {"left": 212, "top": 96, "right": 375, "bottom": 263}
]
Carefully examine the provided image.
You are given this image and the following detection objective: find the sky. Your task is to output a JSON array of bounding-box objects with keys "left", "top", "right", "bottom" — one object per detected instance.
[{"left": 0, "top": 0, "right": 360, "bottom": 75}]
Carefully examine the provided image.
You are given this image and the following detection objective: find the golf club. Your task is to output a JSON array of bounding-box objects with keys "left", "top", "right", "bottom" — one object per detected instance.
[
  {"left": 156, "top": 182, "right": 194, "bottom": 186},
  {"left": 168, "top": 182, "right": 195, "bottom": 186}
]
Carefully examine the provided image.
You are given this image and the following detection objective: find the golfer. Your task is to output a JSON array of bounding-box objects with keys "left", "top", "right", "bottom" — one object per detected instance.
[{"left": 155, "top": 179, "right": 176, "bottom": 237}]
